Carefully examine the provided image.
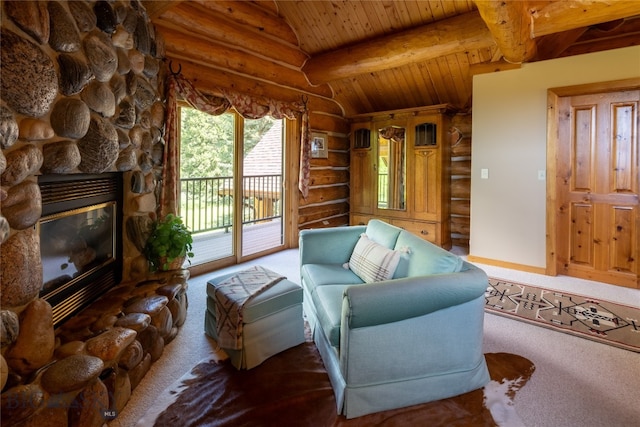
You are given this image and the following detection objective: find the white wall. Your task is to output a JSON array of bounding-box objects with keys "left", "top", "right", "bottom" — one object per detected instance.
[{"left": 470, "top": 46, "right": 640, "bottom": 268}]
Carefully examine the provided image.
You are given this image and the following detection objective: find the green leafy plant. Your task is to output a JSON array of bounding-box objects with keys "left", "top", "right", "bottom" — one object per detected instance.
[{"left": 144, "top": 214, "right": 194, "bottom": 271}]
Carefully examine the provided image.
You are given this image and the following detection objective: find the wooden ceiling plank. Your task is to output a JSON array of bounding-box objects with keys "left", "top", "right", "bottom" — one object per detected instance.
[
  {"left": 302, "top": 11, "right": 495, "bottom": 84},
  {"left": 473, "top": 0, "right": 537, "bottom": 63},
  {"left": 531, "top": 1, "right": 640, "bottom": 38},
  {"left": 535, "top": 28, "right": 589, "bottom": 60}
]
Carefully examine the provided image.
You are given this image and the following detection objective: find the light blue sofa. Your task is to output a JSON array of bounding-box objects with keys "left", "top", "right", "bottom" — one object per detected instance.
[{"left": 299, "top": 219, "right": 490, "bottom": 418}]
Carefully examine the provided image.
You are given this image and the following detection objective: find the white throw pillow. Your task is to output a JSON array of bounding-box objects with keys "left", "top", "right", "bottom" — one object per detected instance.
[{"left": 348, "top": 234, "right": 401, "bottom": 283}]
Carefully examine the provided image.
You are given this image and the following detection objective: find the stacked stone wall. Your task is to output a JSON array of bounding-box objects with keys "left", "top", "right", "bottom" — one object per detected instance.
[{"left": 0, "top": 1, "right": 180, "bottom": 425}]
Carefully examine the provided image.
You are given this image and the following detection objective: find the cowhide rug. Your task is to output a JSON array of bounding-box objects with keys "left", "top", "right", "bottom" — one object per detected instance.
[{"left": 137, "top": 341, "right": 534, "bottom": 427}]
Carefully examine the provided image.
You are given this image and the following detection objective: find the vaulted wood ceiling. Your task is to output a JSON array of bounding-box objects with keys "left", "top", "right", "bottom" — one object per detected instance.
[{"left": 144, "top": 0, "right": 640, "bottom": 117}]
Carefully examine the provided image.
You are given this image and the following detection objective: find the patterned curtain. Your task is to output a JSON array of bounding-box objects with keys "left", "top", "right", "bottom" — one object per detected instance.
[{"left": 161, "top": 71, "right": 311, "bottom": 217}]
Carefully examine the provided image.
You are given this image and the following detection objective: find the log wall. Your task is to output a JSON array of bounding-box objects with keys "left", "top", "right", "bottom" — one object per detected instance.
[{"left": 450, "top": 114, "right": 472, "bottom": 249}]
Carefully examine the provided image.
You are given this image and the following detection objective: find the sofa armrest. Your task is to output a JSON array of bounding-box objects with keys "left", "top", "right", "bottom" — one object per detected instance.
[
  {"left": 299, "top": 226, "right": 366, "bottom": 265},
  {"left": 343, "top": 265, "right": 488, "bottom": 328}
]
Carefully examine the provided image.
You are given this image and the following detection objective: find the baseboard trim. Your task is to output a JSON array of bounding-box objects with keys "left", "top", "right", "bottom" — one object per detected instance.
[{"left": 466, "top": 255, "right": 546, "bottom": 275}]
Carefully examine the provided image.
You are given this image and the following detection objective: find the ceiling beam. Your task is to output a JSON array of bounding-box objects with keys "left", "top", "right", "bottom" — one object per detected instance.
[
  {"left": 530, "top": 1, "right": 640, "bottom": 37},
  {"left": 474, "top": 1, "right": 537, "bottom": 63},
  {"left": 142, "top": 0, "right": 185, "bottom": 19},
  {"left": 302, "top": 11, "right": 495, "bottom": 85}
]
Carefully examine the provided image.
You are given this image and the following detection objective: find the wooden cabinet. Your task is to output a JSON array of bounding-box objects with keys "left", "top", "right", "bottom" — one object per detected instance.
[{"left": 349, "top": 104, "right": 454, "bottom": 248}]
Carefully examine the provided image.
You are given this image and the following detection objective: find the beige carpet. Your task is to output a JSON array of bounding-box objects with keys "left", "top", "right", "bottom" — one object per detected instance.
[{"left": 486, "top": 278, "right": 640, "bottom": 352}]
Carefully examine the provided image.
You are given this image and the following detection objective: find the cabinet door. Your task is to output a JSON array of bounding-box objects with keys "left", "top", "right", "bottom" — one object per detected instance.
[
  {"left": 412, "top": 148, "right": 439, "bottom": 221},
  {"left": 350, "top": 125, "right": 375, "bottom": 214}
]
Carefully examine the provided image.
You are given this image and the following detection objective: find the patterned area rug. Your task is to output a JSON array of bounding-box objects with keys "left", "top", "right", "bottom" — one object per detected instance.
[{"left": 486, "top": 278, "right": 640, "bottom": 353}]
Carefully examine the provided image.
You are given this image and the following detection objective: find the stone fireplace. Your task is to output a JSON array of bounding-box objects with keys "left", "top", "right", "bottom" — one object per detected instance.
[{"left": 0, "top": 2, "right": 188, "bottom": 426}]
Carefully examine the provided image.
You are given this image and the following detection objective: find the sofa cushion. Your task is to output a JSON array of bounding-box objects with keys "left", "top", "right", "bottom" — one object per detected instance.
[
  {"left": 312, "top": 284, "right": 353, "bottom": 347},
  {"left": 365, "top": 219, "right": 401, "bottom": 248},
  {"left": 393, "top": 231, "right": 464, "bottom": 277},
  {"left": 301, "top": 264, "right": 363, "bottom": 298},
  {"left": 348, "top": 234, "right": 401, "bottom": 283}
]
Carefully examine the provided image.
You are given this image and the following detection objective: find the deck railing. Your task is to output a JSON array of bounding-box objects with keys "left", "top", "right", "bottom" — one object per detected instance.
[{"left": 180, "top": 175, "right": 282, "bottom": 234}]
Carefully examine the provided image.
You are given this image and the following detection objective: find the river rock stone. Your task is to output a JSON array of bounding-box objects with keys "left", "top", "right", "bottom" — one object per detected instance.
[
  {"left": 68, "top": 379, "right": 109, "bottom": 427},
  {"left": 125, "top": 215, "right": 152, "bottom": 252},
  {"left": 4, "top": 1, "right": 50, "bottom": 45},
  {"left": 94, "top": 0, "right": 117, "bottom": 34},
  {"left": 3, "top": 181, "right": 42, "bottom": 230},
  {"left": 0, "top": 106, "right": 19, "bottom": 149},
  {"left": 0, "top": 29, "right": 58, "bottom": 117},
  {"left": 117, "top": 127, "right": 131, "bottom": 148},
  {"left": 69, "top": 0, "right": 96, "bottom": 32},
  {"left": 130, "top": 170, "right": 145, "bottom": 193},
  {"left": 123, "top": 295, "right": 168, "bottom": 316},
  {"left": 0, "top": 215, "right": 9, "bottom": 244},
  {"left": 5, "top": 299, "right": 54, "bottom": 375},
  {"left": 118, "top": 340, "right": 144, "bottom": 370},
  {"left": 137, "top": 109, "right": 151, "bottom": 130},
  {"left": 129, "top": 125, "right": 144, "bottom": 148},
  {"left": 1, "top": 144, "right": 43, "bottom": 186},
  {"left": 136, "top": 324, "right": 164, "bottom": 362},
  {"left": 129, "top": 50, "right": 145, "bottom": 75},
  {"left": 151, "top": 306, "right": 173, "bottom": 338},
  {"left": 0, "top": 384, "right": 45, "bottom": 424},
  {"left": 42, "top": 140, "right": 81, "bottom": 174},
  {"left": 134, "top": 13, "right": 152, "bottom": 54},
  {"left": 41, "top": 354, "right": 104, "bottom": 394},
  {"left": 150, "top": 101, "right": 165, "bottom": 129},
  {"left": 113, "top": 25, "right": 134, "bottom": 50},
  {"left": 102, "top": 366, "right": 131, "bottom": 414},
  {"left": 116, "top": 145, "right": 137, "bottom": 172},
  {"left": 78, "top": 115, "right": 119, "bottom": 173},
  {"left": 1, "top": 310, "right": 19, "bottom": 347},
  {"left": 50, "top": 98, "right": 91, "bottom": 138},
  {"left": 143, "top": 55, "right": 160, "bottom": 79},
  {"left": 114, "top": 312, "right": 151, "bottom": 333},
  {"left": 84, "top": 30, "right": 118, "bottom": 82},
  {"left": 0, "top": 230, "right": 42, "bottom": 307},
  {"left": 0, "top": 355, "right": 7, "bottom": 391},
  {"left": 111, "top": 73, "right": 127, "bottom": 104},
  {"left": 116, "top": 47, "right": 132, "bottom": 75},
  {"left": 54, "top": 341, "right": 86, "bottom": 359},
  {"left": 0, "top": 151, "right": 5, "bottom": 175},
  {"left": 128, "top": 352, "right": 151, "bottom": 390},
  {"left": 115, "top": 99, "right": 136, "bottom": 129},
  {"left": 141, "top": 130, "right": 153, "bottom": 154},
  {"left": 81, "top": 80, "right": 116, "bottom": 117},
  {"left": 123, "top": 9, "right": 139, "bottom": 33},
  {"left": 85, "top": 327, "right": 137, "bottom": 364},
  {"left": 139, "top": 152, "right": 153, "bottom": 173},
  {"left": 152, "top": 140, "right": 165, "bottom": 165},
  {"left": 134, "top": 76, "right": 158, "bottom": 110},
  {"left": 58, "top": 53, "right": 93, "bottom": 96},
  {"left": 48, "top": 1, "right": 81, "bottom": 52},
  {"left": 18, "top": 118, "right": 54, "bottom": 141}
]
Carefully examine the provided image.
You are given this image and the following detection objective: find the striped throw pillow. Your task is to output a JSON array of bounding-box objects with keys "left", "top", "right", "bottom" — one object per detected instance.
[{"left": 348, "top": 234, "right": 400, "bottom": 283}]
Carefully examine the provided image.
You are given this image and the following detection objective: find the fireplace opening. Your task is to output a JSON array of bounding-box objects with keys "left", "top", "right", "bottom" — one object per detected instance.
[{"left": 38, "top": 173, "right": 123, "bottom": 327}]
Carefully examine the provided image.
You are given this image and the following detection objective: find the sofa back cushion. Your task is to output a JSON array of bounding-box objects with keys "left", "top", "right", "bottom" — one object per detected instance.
[
  {"left": 365, "top": 219, "right": 401, "bottom": 248},
  {"left": 393, "top": 230, "right": 463, "bottom": 277},
  {"left": 349, "top": 234, "right": 401, "bottom": 283}
]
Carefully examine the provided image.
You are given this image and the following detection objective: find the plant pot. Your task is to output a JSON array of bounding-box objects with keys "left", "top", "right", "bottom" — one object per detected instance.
[{"left": 158, "top": 255, "right": 186, "bottom": 271}]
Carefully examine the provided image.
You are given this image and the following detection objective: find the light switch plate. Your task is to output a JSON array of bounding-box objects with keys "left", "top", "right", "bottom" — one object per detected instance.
[
  {"left": 538, "top": 170, "right": 546, "bottom": 180},
  {"left": 480, "top": 168, "right": 489, "bottom": 179}
]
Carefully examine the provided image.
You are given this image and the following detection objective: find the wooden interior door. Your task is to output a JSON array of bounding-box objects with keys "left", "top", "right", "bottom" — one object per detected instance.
[{"left": 556, "top": 89, "right": 639, "bottom": 288}]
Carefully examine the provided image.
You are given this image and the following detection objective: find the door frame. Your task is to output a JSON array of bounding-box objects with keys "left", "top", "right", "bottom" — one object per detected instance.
[{"left": 545, "top": 77, "right": 640, "bottom": 276}]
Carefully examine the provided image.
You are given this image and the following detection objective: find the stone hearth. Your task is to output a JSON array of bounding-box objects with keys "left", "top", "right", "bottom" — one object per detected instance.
[{"left": 0, "top": 1, "right": 181, "bottom": 426}]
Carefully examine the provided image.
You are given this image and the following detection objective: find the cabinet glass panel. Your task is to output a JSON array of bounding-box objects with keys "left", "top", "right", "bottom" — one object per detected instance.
[
  {"left": 415, "top": 123, "right": 436, "bottom": 147},
  {"left": 377, "top": 125, "right": 406, "bottom": 210},
  {"left": 353, "top": 128, "right": 371, "bottom": 149}
]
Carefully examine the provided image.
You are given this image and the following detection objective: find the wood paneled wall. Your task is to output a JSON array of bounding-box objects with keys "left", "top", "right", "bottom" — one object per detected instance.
[
  {"left": 299, "top": 111, "right": 351, "bottom": 230},
  {"left": 450, "top": 114, "right": 472, "bottom": 249}
]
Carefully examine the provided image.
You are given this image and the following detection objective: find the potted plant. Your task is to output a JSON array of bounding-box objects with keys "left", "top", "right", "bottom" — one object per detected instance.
[{"left": 144, "top": 214, "right": 194, "bottom": 271}]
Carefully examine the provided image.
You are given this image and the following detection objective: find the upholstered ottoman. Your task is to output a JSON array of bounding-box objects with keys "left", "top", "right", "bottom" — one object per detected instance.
[{"left": 204, "top": 271, "right": 305, "bottom": 369}]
